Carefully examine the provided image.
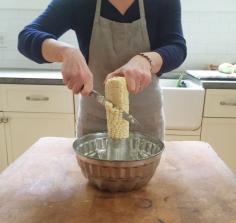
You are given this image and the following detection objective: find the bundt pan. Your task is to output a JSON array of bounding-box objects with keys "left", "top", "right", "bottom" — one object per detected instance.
[{"left": 73, "top": 132, "right": 164, "bottom": 192}]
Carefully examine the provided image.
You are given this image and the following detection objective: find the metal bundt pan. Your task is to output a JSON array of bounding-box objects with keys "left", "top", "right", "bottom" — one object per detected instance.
[{"left": 73, "top": 132, "right": 164, "bottom": 192}]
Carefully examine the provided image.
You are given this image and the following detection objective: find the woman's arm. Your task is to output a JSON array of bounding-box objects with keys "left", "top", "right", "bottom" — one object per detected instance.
[
  {"left": 41, "top": 39, "right": 93, "bottom": 96},
  {"left": 41, "top": 39, "right": 75, "bottom": 62},
  {"left": 18, "top": 0, "right": 75, "bottom": 64},
  {"left": 18, "top": 0, "right": 93, "bottom": 95}
]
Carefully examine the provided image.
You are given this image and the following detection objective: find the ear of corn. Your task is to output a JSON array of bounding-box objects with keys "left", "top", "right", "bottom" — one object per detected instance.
[{"left": 105, "top": 77, "right": 129, "bottom": 139}]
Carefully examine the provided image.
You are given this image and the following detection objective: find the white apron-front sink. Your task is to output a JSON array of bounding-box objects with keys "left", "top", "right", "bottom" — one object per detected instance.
[{"left": 159, "top": 79, "right": 205, "bottom": 130}]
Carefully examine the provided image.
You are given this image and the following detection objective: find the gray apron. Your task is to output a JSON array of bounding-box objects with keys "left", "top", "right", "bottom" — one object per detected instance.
[{"left": 78, "top": 0, "right": 164, "bottom": 140}]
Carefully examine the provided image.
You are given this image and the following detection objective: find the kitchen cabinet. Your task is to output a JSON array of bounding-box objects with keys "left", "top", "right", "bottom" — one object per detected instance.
[
  {"left": 3, "top": 84, "right": 74, "bottom": 113},
  {"left": 201, "top": 89, "right": 236, "bottom": 173},
  {"left": 202, "top": 118, "right": 236, "bottom": 172},
  {"left": 5, "top": 112, "right": 74, "bottom": 163},
  {"left": 0, "top": 113, "right": 8, "bottom": 172},
  {"left": 203, "top": 89, "right": 236, "bottom": 118},
  {"left": 0, "top": 84, "right": 76, "bottom": 168}
]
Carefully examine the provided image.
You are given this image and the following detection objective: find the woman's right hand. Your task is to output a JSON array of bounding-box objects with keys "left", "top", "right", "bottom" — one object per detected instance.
[{"left": 61, "top": 48, "right": 93, "bottom": 95}]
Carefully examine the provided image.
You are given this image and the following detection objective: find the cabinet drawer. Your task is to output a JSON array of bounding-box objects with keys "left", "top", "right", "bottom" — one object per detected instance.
[
  {"left": 0, "top": 85, "right": 4, "bottom": 111},
  {"left": 204, "top": 89, "right": 236, "bottom": 118},
  {"left": 3, "top": 85, "right": 74, "bottom": 113}
]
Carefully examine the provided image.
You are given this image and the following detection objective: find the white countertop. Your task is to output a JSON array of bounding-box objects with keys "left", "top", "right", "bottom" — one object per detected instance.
[
  {"left": 186, "top": 70, "right": 236, "bottom": 80},
  {"left": 0, "top": 69, "right": 63, "bottom": 85},
  {"left": 0, "top": 69, "right": 62, "bottom": 79}
]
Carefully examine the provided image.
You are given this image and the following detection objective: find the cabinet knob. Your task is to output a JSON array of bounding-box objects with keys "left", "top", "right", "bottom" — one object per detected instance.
[{"left": 26, "top": 95, "right": 50, "bottom": 101}]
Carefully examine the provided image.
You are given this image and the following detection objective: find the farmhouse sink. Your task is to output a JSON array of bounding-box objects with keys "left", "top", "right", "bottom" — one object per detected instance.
[{"left": 159, "top": 79, "right": 205, "bottom": 130}]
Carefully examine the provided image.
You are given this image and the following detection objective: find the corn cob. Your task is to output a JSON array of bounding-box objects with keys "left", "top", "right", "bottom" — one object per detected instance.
[{"left": 105, "top": 77, "right": 129, "bottom": 139}]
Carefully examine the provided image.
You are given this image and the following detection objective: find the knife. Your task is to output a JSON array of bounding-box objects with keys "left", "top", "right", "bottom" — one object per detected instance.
[{"left": 90, "top": 90, "right": 141, "bottom": 127}]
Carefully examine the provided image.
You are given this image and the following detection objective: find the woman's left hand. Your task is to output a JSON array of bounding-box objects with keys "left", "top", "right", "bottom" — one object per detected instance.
[{"left": 105, "top": 55, "right": 152, "bottom": 94}]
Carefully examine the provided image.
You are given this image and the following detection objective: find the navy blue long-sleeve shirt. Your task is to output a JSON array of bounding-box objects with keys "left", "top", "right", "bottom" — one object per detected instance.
[{"left": 18, "top": 0, "right": 187, "bottom": 74}]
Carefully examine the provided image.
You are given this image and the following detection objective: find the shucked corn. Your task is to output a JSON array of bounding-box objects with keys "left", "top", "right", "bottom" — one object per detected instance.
[{"left": 105, "top": 77, "right": 129, "bottom": 139}]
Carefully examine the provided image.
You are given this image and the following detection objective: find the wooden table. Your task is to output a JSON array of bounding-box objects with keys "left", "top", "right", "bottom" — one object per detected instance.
[{"left": 0, "top": 138, "right": 236, "bottom": 223}]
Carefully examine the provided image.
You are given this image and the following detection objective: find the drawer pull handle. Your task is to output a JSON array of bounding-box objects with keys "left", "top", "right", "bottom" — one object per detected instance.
[
  {"left": 26, "top": 95, "right": 49, "bottom": 101},
  {"left": 220, "top": 101, "right": 236, "bottom": 106},
  {"left": 0, "top": 118, "right": 2, "bottom": 123}
]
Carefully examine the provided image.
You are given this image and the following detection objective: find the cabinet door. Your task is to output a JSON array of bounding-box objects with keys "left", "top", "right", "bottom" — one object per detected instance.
[
  {"left": 5, "top": 112, "right": 75, "bottom": 163},
  {"left": 0, "top": 113, "right": 8, "bottom": 172},
  {"left": 201, "top": 118, "right": 236, "bottom": 173}
]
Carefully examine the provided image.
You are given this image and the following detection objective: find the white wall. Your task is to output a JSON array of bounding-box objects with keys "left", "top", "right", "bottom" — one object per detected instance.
[
  {"left": 0, "top": 0, "right": 235, "bottom": 71},
  {"left": 0, "top": 0, "right": 49, "bottom": 10},
  {"left": 181, "top": 0, "right": 236, "bottom": 70}
]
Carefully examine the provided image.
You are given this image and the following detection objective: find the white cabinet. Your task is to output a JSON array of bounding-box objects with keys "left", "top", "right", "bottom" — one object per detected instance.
[
  {"left": 201, "top": 118, "right": 236, "bottom": 172},
  {"left": 3, "top": 85, "right": 74, "bottom": 113},
  {"left": 204, "top": 89, "right": 236, "bottom": 118},
  {"left": 0, "top": 84, "right": 76, "bottom": 169},
  {"left": 201, "top": 89, "right": 236, "bottom": 173},
  {"left": 5, "top": 112, "right": 74, "bottom": 162},
  {"left": 0, "top": 113, "right": 8, "bottom": 172}
]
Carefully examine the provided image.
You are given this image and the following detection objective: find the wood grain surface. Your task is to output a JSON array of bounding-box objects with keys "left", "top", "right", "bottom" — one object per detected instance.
[{"left": 0, "top": 137, "right": 236, "bottom": 223}]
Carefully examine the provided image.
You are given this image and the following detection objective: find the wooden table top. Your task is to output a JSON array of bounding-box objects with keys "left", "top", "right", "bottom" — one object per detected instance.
[{"left": 0, "top": 137, "right": 236, "bottom": 223}]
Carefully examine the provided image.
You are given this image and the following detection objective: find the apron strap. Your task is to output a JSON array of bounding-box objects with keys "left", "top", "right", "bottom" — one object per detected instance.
[
  {"left": 93, "top": 0, "right": 149, "bottom": 44},
  {"left": 93, "top": 0, "right": 102, "bottom": 25},
  {"left": 138, "top": 0, "right": 148, "bottom": 32},
  {"left": 138, "top": 0, "right": 145, "bottom": 20}
]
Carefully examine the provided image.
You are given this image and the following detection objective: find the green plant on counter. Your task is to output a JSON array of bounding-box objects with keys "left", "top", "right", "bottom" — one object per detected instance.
[{"left": 176, "top": 74, "right": 187, "bottom": 88}]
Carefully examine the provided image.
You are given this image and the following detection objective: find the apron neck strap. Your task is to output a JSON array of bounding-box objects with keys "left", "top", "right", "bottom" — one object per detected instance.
[
  {"left": 138, "top": 0, "right": 146, "bottom": 21},
  {"left": 94, "top": 0, "right": 102, "bottom": 23},
  {"left": 94, "top": 0, "right": 146, "bottom": 21}
]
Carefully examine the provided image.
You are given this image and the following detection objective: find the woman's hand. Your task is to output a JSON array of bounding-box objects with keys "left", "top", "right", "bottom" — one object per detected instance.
[
  {"left": 61, "top": 48, "right": 93, "bottom": 95},
  {"left": 105, "top": 55, "right": 153, "bottom": 94}
]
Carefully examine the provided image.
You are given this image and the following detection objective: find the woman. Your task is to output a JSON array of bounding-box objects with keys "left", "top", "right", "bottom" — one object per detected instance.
[{"left": 18, "top": 0, "right": 187, "bottom": 140}]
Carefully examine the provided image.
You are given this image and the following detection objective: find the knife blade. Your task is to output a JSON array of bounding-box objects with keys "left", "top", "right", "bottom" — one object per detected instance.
[{"left": 90, "top": 90, "right": 141, "bottom": 127}]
